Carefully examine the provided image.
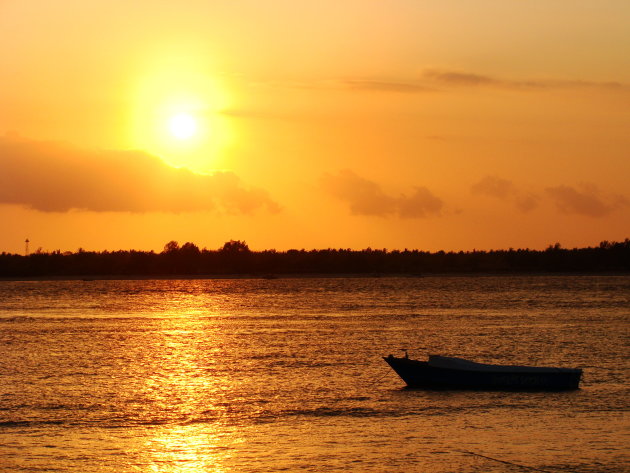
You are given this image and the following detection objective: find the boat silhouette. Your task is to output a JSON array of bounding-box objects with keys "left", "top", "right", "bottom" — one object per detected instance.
[{"left": 384, "top": 353, "right": 582, "bottom": 391}]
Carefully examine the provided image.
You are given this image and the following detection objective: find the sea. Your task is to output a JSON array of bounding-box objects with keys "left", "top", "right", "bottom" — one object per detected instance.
[{"left": 0, "top": 275, "right": 628, "bottom": 473}]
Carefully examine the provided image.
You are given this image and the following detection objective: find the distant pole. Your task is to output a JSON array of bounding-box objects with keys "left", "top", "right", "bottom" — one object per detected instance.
[{"left": 25, "top": 238, "right": 29, "bottom": 256}]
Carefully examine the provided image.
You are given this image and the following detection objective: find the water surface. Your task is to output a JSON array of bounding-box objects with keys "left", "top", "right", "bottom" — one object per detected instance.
[{"left": 1, "top": 276, "right": 628, "bottom": 472}]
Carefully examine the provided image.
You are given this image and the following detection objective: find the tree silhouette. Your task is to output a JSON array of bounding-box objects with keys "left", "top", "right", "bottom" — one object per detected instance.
[
  {"left": 220, "top": 240, "right": 250, "bottom": 253},
  {"left": 163, "top": 240, "right": 180, "bottom": 253},
  {"left": 180, "top": 242, "right": 200, "bottom": 255},
  {"left": 0, "top": 239, "right": 628, "bottom": 277}
]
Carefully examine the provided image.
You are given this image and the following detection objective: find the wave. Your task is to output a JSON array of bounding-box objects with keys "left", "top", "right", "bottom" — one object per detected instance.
[
  {"left": 0, "top": 316, "right": 39, "bottom": 323},
  {"left": 0, "top": 420, "right": 67, "bottom": 428}
]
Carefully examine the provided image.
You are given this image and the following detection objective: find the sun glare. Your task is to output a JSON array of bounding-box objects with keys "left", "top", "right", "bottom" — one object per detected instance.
[
  {"left": 169, "top": 113, "right": 198, "bottom": 140},
  {"left": 129, "top": 55, "right": 234, "bottom": 171}
]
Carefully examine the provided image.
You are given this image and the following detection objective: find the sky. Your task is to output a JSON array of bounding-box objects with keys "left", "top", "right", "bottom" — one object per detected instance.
[{"left": 1, "top": 0, "right": 629, "bottom": 254}]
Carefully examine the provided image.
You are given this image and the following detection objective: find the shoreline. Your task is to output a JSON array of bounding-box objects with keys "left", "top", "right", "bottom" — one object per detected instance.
[{"left": 1, "top": 271, "right": 628, "bottom": 282}]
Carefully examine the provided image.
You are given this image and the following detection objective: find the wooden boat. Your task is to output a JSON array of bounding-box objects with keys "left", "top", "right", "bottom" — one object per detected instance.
[{"left": 383, "top": 354, "right": 582, "bottom": 391}]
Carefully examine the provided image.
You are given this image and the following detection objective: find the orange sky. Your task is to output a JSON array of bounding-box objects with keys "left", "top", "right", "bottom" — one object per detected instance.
[{"left": 1, "top": 1, "right": 629, "bottom": 254}]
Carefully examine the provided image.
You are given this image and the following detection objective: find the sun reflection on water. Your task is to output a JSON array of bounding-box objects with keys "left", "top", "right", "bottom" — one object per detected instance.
[
  {"left": 137, "top": 301, "right": 244, "bottom": 472},
  {"left": 143, "top": 424, "right": 239, "bottom": 473}
]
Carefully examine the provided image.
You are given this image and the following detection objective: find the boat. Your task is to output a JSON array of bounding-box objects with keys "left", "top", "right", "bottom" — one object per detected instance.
[{"left": 383, "top": 353, "right": 582, "bottom": 391}]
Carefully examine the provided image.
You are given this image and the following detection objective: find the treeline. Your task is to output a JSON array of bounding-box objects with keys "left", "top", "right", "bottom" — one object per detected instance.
[{"left": 1, "top": 239, "right": 629, "bottom": 278}]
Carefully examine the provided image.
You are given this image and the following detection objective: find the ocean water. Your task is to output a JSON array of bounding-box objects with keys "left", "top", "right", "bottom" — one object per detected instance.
[{"left": 0, "top": 275, "right": 628, "bottom": 472}]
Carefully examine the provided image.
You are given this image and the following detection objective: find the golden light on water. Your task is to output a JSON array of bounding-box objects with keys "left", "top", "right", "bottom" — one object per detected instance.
[
  {"left": 140, "top": 310, "right": 237, "bottom": 472},
  {"left": 144, "top": 425, "right": 234, "bottom": 473}
]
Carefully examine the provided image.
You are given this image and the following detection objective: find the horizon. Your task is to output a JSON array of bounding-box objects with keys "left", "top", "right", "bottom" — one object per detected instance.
[
  {"left": 10, "top": 237, "right": 630, "bottom": 257},
  {"left": 2, "top": 2, "right": 629, "bottom": 254}
]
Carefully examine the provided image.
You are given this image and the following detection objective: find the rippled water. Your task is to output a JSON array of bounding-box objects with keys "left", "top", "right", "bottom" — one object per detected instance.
[{"left": 0, "top": 276, "right": 628, "bottom": 472}]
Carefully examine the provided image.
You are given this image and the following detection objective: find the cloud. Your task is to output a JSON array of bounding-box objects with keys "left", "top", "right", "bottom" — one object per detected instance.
[
  {"left": 472, "top": 175, "right": 628, "bottom": 217},
  {"left": 320, "top": 169, "right": 396, "bottom": 217},
  {"left": 397, "top": 187, "right": 444, "bottom": 218},
  {"left": 423, "top": 70, "right": 502, "bottom": 87},
  {"left": 225, "top": 72, "right": 626, "bottom": 108},
  {"left": 471, "top": 175, "right": 539, "bottom": 213},
  {"left": 320, "top": 169, "right": 443, "bottom": 218},
  {"left": 513, "top": 194, "right": 539, "bottom": 213},
  {"left": 333, "top": 71, "right": 627, "bottom": 96},
  {"left": 423, "top": 69, "right": 626, "bottom": 91},
  {"left": 0, "top": 135, "right": 280, "bottom": 214},
  {"left": 342, "top": 80, "right": 433, "bottom": 94},
  {"left": 471, "top": 175, "right": 515, "bottom": 199},
  {"left": 545, "top": 184, "right": 628, "bottom": 217}
]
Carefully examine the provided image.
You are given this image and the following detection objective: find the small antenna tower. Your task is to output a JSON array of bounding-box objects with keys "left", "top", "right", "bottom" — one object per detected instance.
[{"left": 25, "top": 238, "right": 30, "bottom": 256}]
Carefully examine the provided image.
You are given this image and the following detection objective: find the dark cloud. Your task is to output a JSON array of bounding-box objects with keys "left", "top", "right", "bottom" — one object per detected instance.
[
  {"left": 0, "top": 135, "right": 280, "bottom": 214},
  {"left": 320, "top": 170, "right": 443, "bottom": 218},
  {"left": 545, "top": 184, "right": 628, "bottom": 217},
  {"left": 471, "top": 175, "right": 539, "bottom": 213}
]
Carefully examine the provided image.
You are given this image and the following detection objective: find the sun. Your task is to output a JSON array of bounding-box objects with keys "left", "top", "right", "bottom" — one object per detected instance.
[
  {"left": 129, "top": 65, "right": 234, "bottom": 171},
  {"left": 168, "top": 113, "right": 198, "bottom": 140}
]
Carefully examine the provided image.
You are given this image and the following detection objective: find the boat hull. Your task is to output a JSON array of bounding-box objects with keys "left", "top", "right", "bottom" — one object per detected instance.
[{"left": 383, "top": 356, "right": 582, "bottom": 391}]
